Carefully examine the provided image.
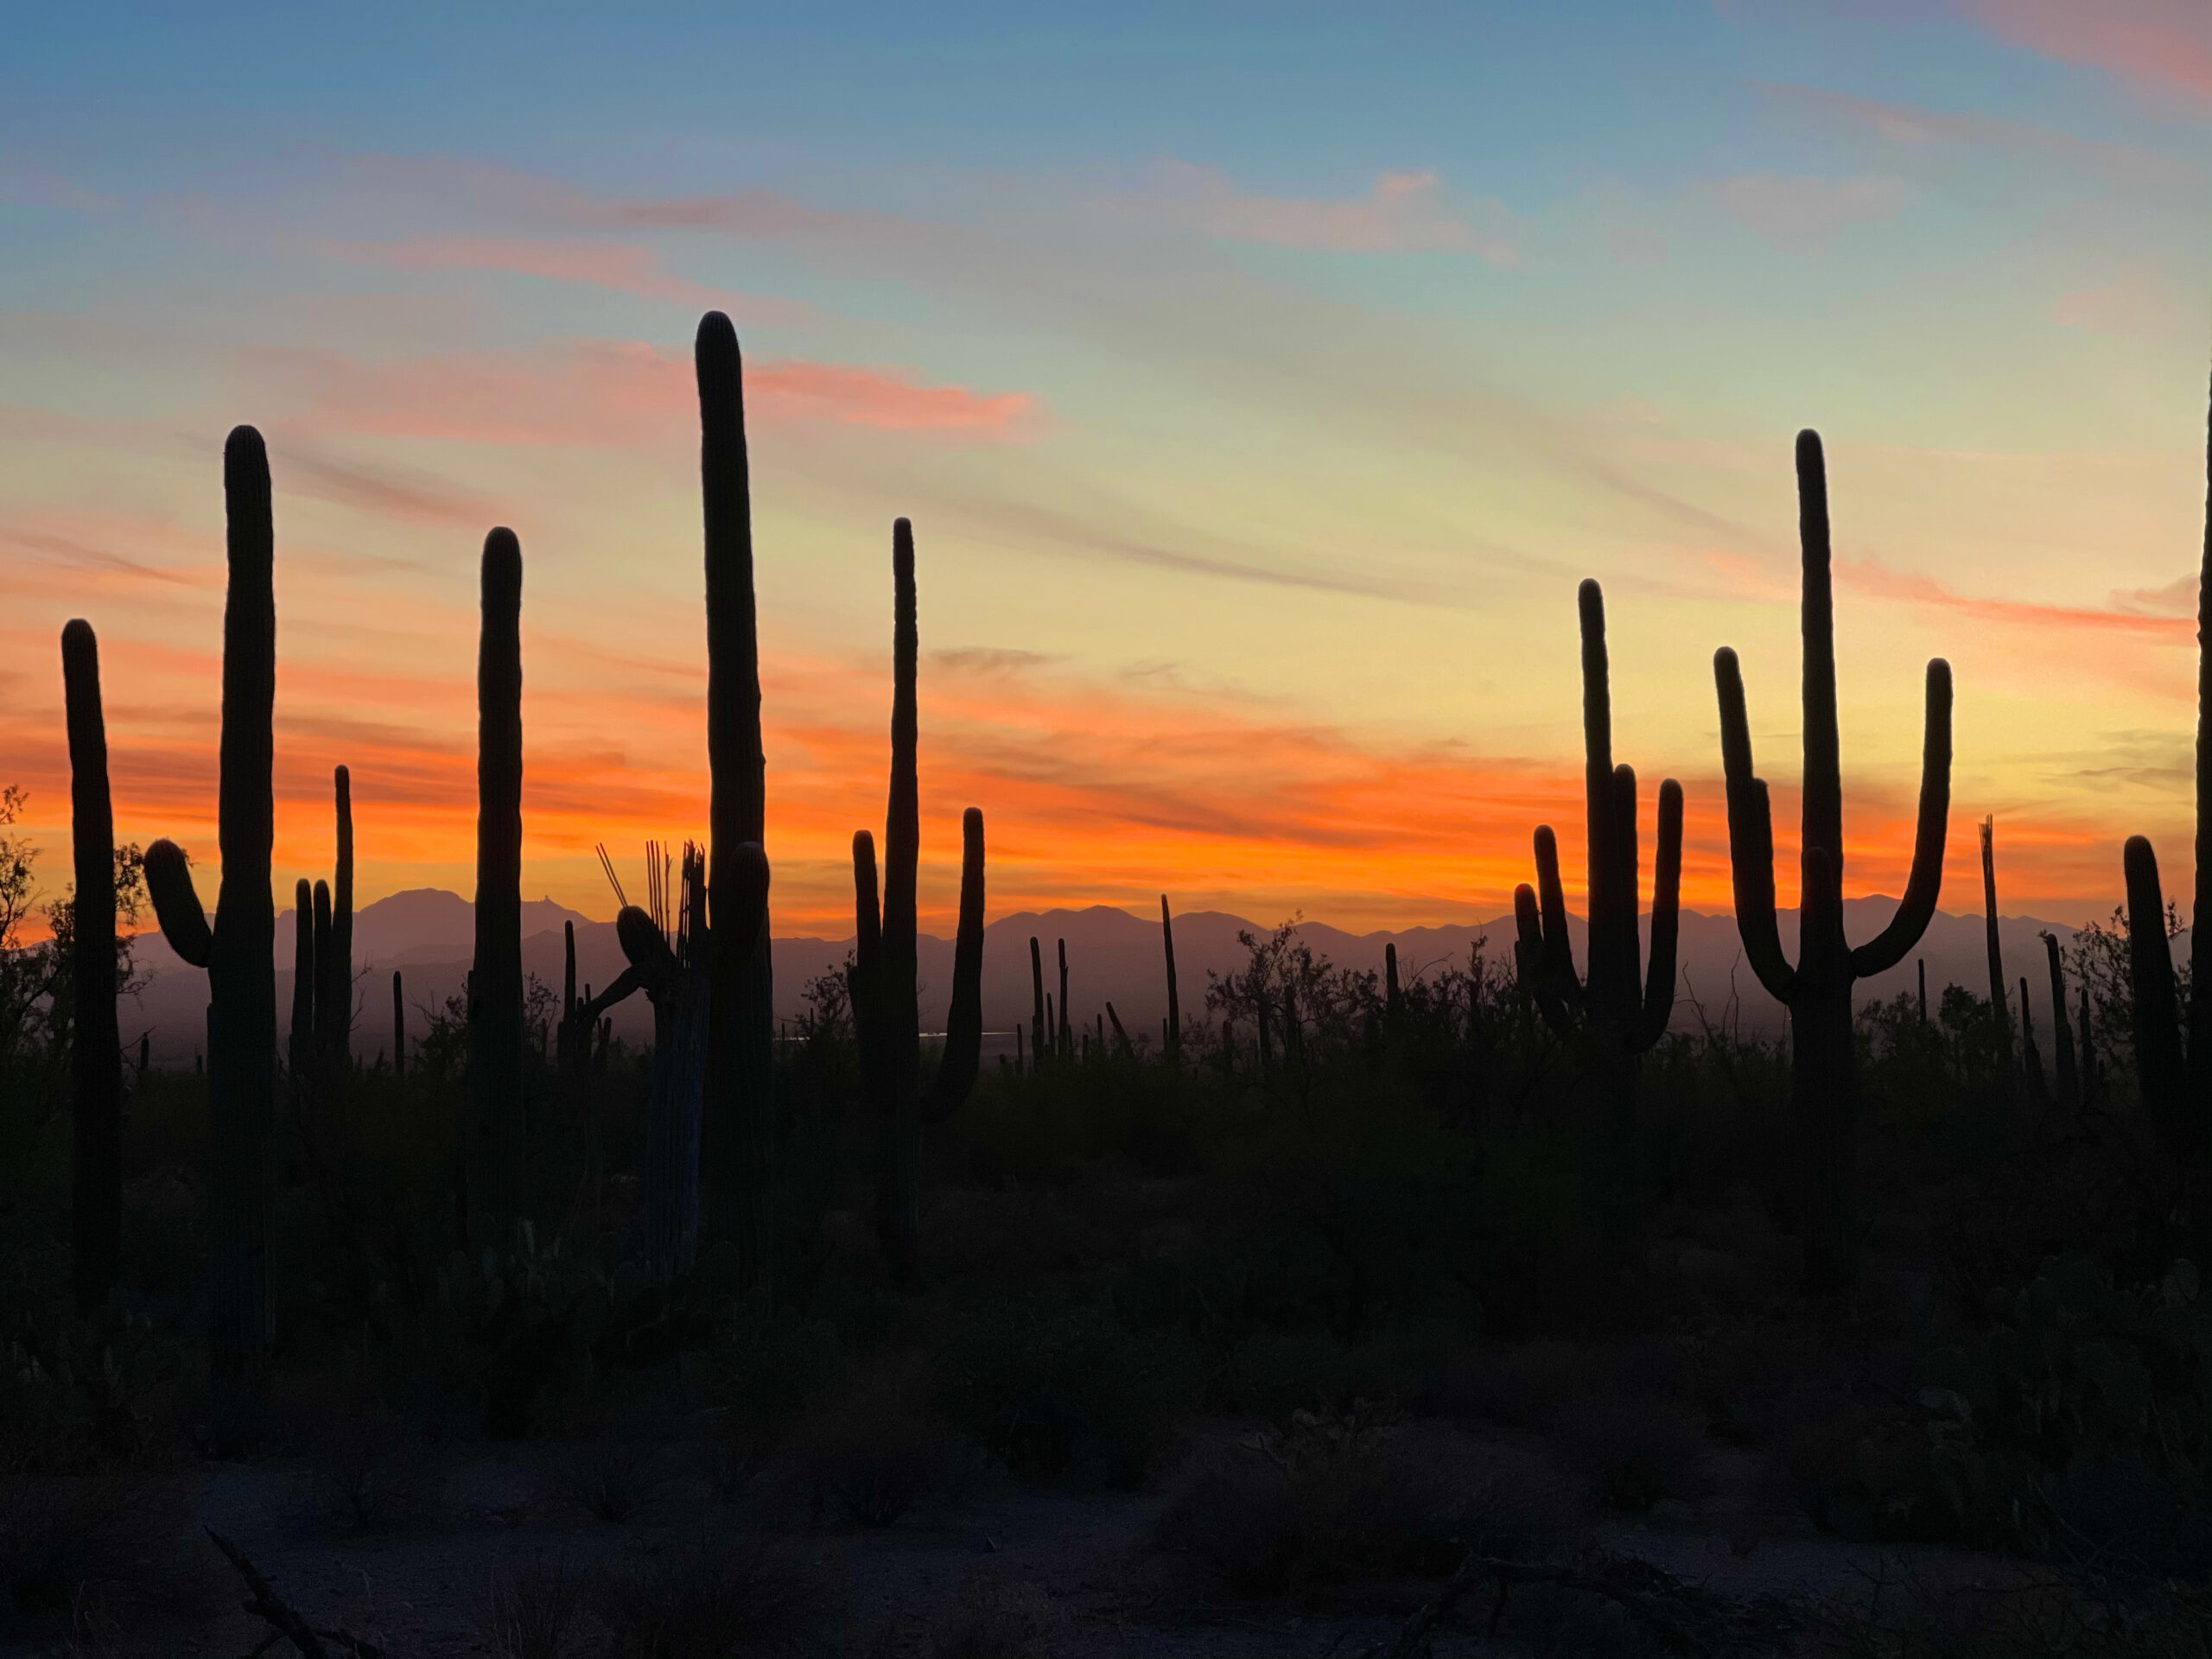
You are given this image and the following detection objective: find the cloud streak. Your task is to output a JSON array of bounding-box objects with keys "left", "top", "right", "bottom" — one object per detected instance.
[{"left": 1961, "top": 0, "right": 2212, "bottom": 105}]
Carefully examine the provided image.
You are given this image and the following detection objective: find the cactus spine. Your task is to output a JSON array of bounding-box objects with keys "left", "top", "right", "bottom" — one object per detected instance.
[
  {"left": 143, "top": 427, "right": 277, "bottom": 1380},
  {"left": 1160, "top": 896, "right": 1180, "bottom": 1058},
  {"left": 468, "top": 528, "right": 524, "bottom": 1230},
  {"left": 1514, "top": 581, "right": 1685, "bottom": 1141},
  {"left": 1712, "top": 430, "right": 1953, "bottom": 1293},
  {"left": 849, "top": 520, "right": 985, "bottom": 1280},
  {"left": 63, "top": 620, "right": 119, "bottom": 1316},
  {"left": 697, "top": 310, "right": 775, "bottom": 1283}
]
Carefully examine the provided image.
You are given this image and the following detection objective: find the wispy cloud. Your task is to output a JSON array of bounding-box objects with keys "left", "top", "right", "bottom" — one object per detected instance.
[
  {"left": 1704, "top": 171, "right": 1910, "bottom": 247},
  {"left": 250, "top": 339, "right": 1035, "bottom": 448},
  {"left": 2050, "top": 264, "right": 2194, "bottom": 337},
  {"left": 1128, "top": 162, "right": 1518, "bottom": 259},
  {"left": 1961, "top": 0, "right": 2212, "bottom": 105},
  {"left": 1840, "top": 556, "right": 2198, "bottom": 643}
]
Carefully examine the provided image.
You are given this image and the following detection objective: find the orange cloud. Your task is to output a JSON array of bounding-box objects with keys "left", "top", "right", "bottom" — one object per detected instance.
[{"left": 252, "top": 340, "right": 1035, "bottom": 448}]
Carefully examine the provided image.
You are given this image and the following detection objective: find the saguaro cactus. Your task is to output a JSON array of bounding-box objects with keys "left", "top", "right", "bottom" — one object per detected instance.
[
  {"left": 1514, "top": 581, "right": 1685, "bottom": 1140},
  {"left": 1712, "top": 430, "right": 1953, "bottom": 1293},
  {"left": 2120, "top": 375, "right": 2209, "bottom": 1214},
  {"left": 143, "top": 426, "right": 277, "bottom": 1381},
  {"left": 391, "top": 970, "right": 405, "bottom": 1078},
  {"left": 1057, "top": 939, "right": 1071, "bottom": 1060},
  {"left": 849, "top": 521, "right": 986, "bottom": 1280},
  {"left": 1160, "top": 896, "right": 1180, "bottom": 1058},
  {"left": 468, "top": 528, "right": 525, "bottom": 1231},
  {"left": 1980, "top": 817, "right": 2013, "bottom": 1078},
  {"left": 697, "top": 310, "right": 775, "bottom": 1282},
  {"left": 323, "top": 766, "right": 353, "bottom": 1072},
  {"left": 1029, "top": 936, "right": 1046, "bottom": 1067},
  {"left": 289, "top": 879, "right": 315, "bottom": 1083},
  {"left": 2041, "top": 932, "right": 2077, "bottom": 1109},
  {"left": 63, "top": 620, "right": 119, "bottom": 1316}
]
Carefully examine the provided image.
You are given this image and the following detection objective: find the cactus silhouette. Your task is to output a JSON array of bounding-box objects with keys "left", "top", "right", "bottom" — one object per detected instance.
[
  {"left": 696, "top": 311, "right": 776, "bottom": 1283},
  {"left": 1384, "top": 941, "right": 1403, "bottom": 1019},
  {"left": 323, "top": 766, "right": 352, "bottom": 1072},
  {"left": 62, "top": 620, "right": 118, "bottom": 1316},
  {"left": 2041, "top": 932, "right": 2077, "bottom": 1109},
  {"left": 849, "top": 520, "right": 985, "bottom": 1280},
  {"left": 391, "top": 969, "right": 404, "bottom": 1079},
  {"left": 143, "top": 426, "right": 278, "bottom": 1381},
  {"left": 2120, "top": 377, "right": 2209, "bottom": 1212},
  {"left": 1160, "top": 896, "right": 1180, "bottom": 1058},
  {"left": 1980, "top": 817, "right": 2013, "bottom": 1083},
  {"left": 1514, "top": 580, "right": 1685, "bottom": 1141},
  {"left": 1029, "top": 936, "right": 1046, "bottom": 1067},
  {"left": 1057, "top": 938, "right": 1071, "bottom": 1060},
  {"left": 1713, "top": 430, "right": 1952, "bottom": 1293},
  {"left": 289, "top": 878, "right": 315, "bottom": 1083},
  {"left": 468, "top": 528, "right": 524, "bottom": 1231}
]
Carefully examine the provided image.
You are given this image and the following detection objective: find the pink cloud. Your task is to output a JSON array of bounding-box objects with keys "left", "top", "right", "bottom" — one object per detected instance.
[
  {"left": 1137, "top": 162, "right": 1518, "bottom": 260},
  {"left": 313, "top": 234, "right": 814, "bottom": 324},
  {"left": 1705, "top": 172, "right": 1910, "bottom": 247},
  {"left": 1962, "top": 0, "right": 2212, "bottom": 103},
  {"left": 2050, "top": 265, "right": 2192, "bottom": 336},
  {"left": 254, "top": 340, "right": 1034, "bottom": 448}
]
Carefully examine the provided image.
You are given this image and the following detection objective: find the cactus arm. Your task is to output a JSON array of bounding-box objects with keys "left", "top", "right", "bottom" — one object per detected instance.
[
  {"left": 575, "top": 963, "right": 649, "bottom": 1025},
  {"left": 1849, "top": 660, "right": 1953, "bottom": 978},
  {"left": 1713, "top": 647, "right": 1796, "bottom": 1001},
  {"left": 922, "top": 806, "right": 984, "bottom": 1124},
  {"left": 615, "top": 904, "right": 678, "bottom": 991},
  {"left": 1614, "top": 763, "right": 1641, "bottom": 1024},
  {"left": 2124, "top": 836, "right": 2188, "bottom": 1143},
  {"left": 1514, "top": 881, "right": 1572, "bottom": 1035},
  {"left": 143, "top": 839, "right": 214, "bottom": 969},
  {"left": 1531, "top": 823, "right": 1582, "bottom": 1012},
  {"left": 289, "top": 879, "right": 315, "bottom": 1074},
  {"left": 1633, "top": 778, "right": 1684, "bottom": 1052}
]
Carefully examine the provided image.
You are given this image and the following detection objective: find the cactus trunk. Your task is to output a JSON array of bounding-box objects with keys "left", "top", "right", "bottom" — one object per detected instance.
[
  {"left": 1712, "top": 432, "right": 1951, "bottom": 1293},
  {"left": 289, "top": 879, "right": 315, "bottom": 1082},
  {"left": 62, "top": 620, "right": 118, "bottom": 1317},
  {"left": 1160, "top": 896, "right": 1180, "bottom": 1058},
  {"left": 697, "top": 311, "right": 775, "bottom": 1284},
  {"left": 468, "top": 528, "right": 525, "bottom": 1232},
  {"left": 391, "top": 969, "right": 404, "bottom": 1079},
  {"left": 211, "top": 426, "right": 277, "bottom": 1382},
  {"left": 325, "top": 766, "right": 352, "bottom": 1073},
  {"left": 1980, "top": 817, "right": 2012, "bottom": 1079},
  {"left": 2042, "top": 933, "right": 2077, "bottom": 1109},
  {"left": 1057, "top": 938, "right": 1070, "bottom": 1060},
  {"left": 1029, "top": 936, "right": 1046, "bottom": 1067}
]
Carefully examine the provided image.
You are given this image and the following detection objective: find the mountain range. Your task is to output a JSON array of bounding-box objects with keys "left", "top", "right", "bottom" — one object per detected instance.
[{"left": 118, "top": 887, "right": 2139, "bottom": 1071}]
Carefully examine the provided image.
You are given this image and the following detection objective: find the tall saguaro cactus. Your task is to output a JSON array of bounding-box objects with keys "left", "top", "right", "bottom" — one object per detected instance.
[
  {"left": 1980, "top": 817, "right": 2013, "bottom": 1080},
  {"left": 289, "top": 879, "right": 315, "bottom": 1083},
  {"left": 62, "top": 620, "right": 119, "bottom": 1316},
  {"left": 1029, "top": 937, "right": 1046, "bottom": 1066},
  {"left": 1514, "top": 581, "right": 1685, "bottom": 1140},
  {"left": 849, "top": 520, "right": 986, "bottom": 1281},
  {"left": 391, "top": 969, "right": 405, "bottom": 1078},
  {"left": 2041, "top": 932, "right": 2078, "bottom": 1109},
  {"left": 143, "top": 425, "right": 278, "bottom": 1381},
  {"left": 1713, "top": 431, "right": 1952, "bottom": 1293},
  {"left": 696, "top": 310, "right": 775, "bottom": 1283},
  {"left": 469, "top": 529, "right": 525, "bottom": 1231},
  {"left": 1160, "top": 896, "right": 1180, "bottom": 1058},
  {"left": 323, "top": 766, "right": 353, "bottom": 1072}
]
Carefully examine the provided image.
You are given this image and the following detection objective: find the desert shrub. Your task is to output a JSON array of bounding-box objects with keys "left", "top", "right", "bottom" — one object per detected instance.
[
  {"left": 1427, "top": 1338, "right": 1597, "bottom": 1427},
  {"left": 0, "top": 1474, "right": 202, "bottom": 1642},
  {"left": 1155, "top": 1405, "right": 1528, "bottom": 1592},
  {"left": 567, "top": 1440, "right": 664, "bottom": 1523},
  {"left": 1551, "top": 1391, "right": 1712, "bottom": 1514},
  {"left": 702, "top": 1306, "right": 845, "bottom": 1497},
  {"left": 934, "top": 1300, "right": 1198, "bottom": 1489},
  {"left": 592, "top": 1534, "right": 839, "bottom": 1658},
  {"left": 481, "top": 1551, "right": 594, "bottom": 1659},
  {"left": 783, "top": 1355, "right": 954, "bottom": 1527},
  {"left": 284, "top": 1390, "right": 423, "bottom": 1529}
]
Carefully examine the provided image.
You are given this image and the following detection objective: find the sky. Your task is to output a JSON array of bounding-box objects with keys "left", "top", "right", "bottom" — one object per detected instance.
[{"left": 0, "top": 0, "right": 2206, "bottom": 938}]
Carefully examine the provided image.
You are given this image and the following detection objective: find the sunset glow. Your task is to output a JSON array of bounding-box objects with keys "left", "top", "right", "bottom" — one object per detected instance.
[{"left": 3, "top": 4, "right": 2205, "bottom": 935}]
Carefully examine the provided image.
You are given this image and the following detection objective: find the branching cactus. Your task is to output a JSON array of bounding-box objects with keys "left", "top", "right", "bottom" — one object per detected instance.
[
  {"left": 1513, "top": 580, "right": 1685, "bottom": 1140},
  {"left": 849, "top": 519, "right": 986, "bottom": 1281},
  {"left": 468, "top": 528, "right": 525, "bottom": 1233},
  {"left": 63, "top": 619, "right": 119, "bottom": 1316},
  {"left": 696, "top": 310, "right": 776, "bottom": 1283},
  {"left": 143, "top": 425, "right": 277, "bottom": 1382},
  {"left": 1712, "top": 431, "right": 1953, "bottom": 1293},
  {"left": 2120, "top": 387, "right": 2208, "bottom": 1196}
]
